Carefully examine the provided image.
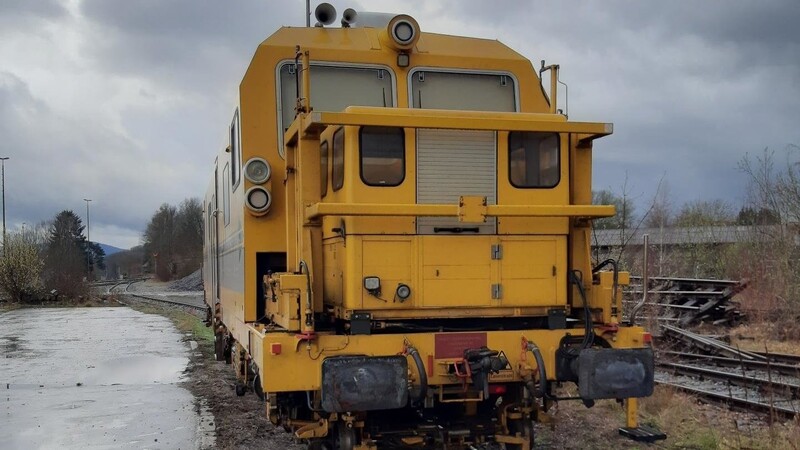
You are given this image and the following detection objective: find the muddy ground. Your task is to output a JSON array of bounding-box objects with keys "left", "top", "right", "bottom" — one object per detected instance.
[{"left": 184, "top": 332, "right": 303, "bottom": 450}]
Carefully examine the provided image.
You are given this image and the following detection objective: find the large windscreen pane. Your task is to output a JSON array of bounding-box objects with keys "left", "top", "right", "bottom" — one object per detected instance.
[
  {"left": 411, "top": 71, "right": 516, "bottom": 111},
  {"left": 279, "top": 64, "right": 394, "bottom": 136}
]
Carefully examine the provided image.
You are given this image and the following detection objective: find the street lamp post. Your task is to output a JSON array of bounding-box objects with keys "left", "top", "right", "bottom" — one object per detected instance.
[
  {"left": 1, "top": 157, "right": 9, "bottom": 251},
  {"left": 84, "top": 198, "right": 92, "bottom": 279}
]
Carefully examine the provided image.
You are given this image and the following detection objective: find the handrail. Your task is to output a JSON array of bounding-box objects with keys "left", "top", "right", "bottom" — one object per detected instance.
[
  {"left": 300, "top": 107, "right": 613, "bottom": 139},
  {"left": 305, "top": 202, "right": 615, "bottom": 221}
]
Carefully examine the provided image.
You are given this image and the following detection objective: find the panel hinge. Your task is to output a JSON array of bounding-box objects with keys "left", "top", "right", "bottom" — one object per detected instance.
[
  {"left": 491, "top": 244, "right": 503, "bottom": 260},
  {"left": 491, "top": 284, "right": 503, "bottom": 300}
]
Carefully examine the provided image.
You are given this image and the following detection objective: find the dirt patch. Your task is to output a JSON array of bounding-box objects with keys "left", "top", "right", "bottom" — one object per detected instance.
[{"left": 183, "top": 331, "right": 304, "bottom": 450}]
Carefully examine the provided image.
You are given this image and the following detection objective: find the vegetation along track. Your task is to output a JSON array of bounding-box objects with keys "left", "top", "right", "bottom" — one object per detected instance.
[
  {"left": 656, "top": 350, "right": 800, "bottom": 418},
  {"left": 107, "top": 280, "right": 206, "bottom": 314}
]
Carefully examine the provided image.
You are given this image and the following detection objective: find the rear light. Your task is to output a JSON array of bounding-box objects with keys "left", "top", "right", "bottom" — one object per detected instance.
[
  {"left": 488, "top": 384, "right": 507, "bottom": 395},
  {"left": 245, "top": 186, "right": 272, "bottom": 216}
]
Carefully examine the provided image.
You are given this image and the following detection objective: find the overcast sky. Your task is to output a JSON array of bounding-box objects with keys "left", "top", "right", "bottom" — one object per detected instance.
[{"left": 1, "top": 1, "right": 798, "bottom": 249}]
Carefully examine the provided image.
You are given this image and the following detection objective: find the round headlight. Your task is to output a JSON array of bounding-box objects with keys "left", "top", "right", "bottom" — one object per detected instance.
[
  {"left": 396, "top": 283, "right": 411, "bottom": 302},
  {"left": 392, "top": 21, "right": 415, "bottom": 44},
  {"left": 245, "top": 186, "right": 272, "bottom": 215},
  {"left": 244, "top": 157, "right": 271, "bottom": 184},
  {"left": 384, "top": 15, "right": 419, "bottom": 51}
]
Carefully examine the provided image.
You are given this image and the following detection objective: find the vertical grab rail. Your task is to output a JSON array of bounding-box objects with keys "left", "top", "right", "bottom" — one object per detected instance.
[{"left": 629, "top": 234, "right": 649, "bottom": 326}]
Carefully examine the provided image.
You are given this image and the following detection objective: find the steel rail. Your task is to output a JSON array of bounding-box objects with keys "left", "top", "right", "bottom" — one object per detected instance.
[
  {"left": 629, "top": 276, "right": 740, "bottom": 285},
  {"left": 110, "top": 281, "right": 206, "bottom": 312},
  {"left": 657, "top": 381, "right": 799, "bottom": 418},
  {"left": 752, "top": 351, "right": 800, "bottom": 366},
  {"left": 660, "top": 351, "right": 800, "bottom": 376},
  {"left": 658, "top": 362, "right": 800, "bottom": 397}
]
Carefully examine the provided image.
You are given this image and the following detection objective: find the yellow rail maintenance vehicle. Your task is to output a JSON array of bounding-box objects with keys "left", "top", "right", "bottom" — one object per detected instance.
[{"left": 203, "top": 4, "right": 663, "bottom": 449}]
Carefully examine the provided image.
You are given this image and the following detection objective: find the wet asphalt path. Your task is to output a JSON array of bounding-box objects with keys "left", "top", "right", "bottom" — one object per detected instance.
[{"left": 0, "top": 307, "right": 211, "bottom": 449}]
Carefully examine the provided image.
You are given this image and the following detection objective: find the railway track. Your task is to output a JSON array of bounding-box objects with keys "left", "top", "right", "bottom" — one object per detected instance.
[
  {"left": 656, "top": 325, "right": 800, "bottom": 419},
  {"left": 107, "top": 280, "right": 207, "bottom": 313}
]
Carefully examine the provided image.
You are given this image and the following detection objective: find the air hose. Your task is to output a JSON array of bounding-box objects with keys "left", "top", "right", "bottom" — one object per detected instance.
[
  {"left": 524, "top": 342, "right": 547, "bottom": 398},
  {"left": 406, "top": 345, "right": 428, "bottom": 405}
]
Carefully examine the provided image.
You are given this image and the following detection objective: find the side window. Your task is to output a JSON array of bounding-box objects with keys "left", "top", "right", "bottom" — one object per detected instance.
[
  {"left": 223, "top": 163, "right": 231, "bottom": 225},
  {"left": 508, "top": 132, "right": 560, "bottom": 188},
  {"left": 332, "top": 128, "right": 345, "bottom": 192},
  {"left": 360, "top": 127, "right": 405, "bottom": 186},
  {"left": 320, "top": 141, "right": 329, "bottom": 197},
  {"left": 230, "top": 110, "right": 241, "bottom": 190}
]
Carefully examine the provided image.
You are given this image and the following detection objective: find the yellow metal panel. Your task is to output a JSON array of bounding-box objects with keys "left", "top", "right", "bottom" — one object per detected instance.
[
  {"left": 322, "top": 241, "right": 344, "bottom": 306},
  {"left": 499, "top": 236, "right": 567, "bottom": 307},
  {"left": 458, "top": 195, "right": 488, "bottom": 223},
  {"left": 360, "top": 238, "right": 415, "bottom": 308},
  {"left": 421, "top": 236, "right": 492, "bottom": 307}
]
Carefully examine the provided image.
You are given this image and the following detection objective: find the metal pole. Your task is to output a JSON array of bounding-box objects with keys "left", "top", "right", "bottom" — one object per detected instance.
[
  {"left": 84, "top": 198, "right": 92, "bottom": 279},
  {"left": 306, "top": 0, "right": 311, "bottom": 26},
  {"left": 0, "top": 157, "right": 8, "bottom": 251}
]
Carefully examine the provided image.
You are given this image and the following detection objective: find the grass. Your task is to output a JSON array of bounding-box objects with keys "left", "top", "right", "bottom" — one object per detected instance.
[
  {"left": 637, "top": 385, "right": 800, "bottom": 450},
  {"left": 0, "top": 302, "right": 19, "bottom": 313}
]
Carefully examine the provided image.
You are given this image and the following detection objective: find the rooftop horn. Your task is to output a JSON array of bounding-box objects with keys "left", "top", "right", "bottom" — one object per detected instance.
[
  {"left": 341, "top": 8, "right": 357, "bottom": 27},
  {"left": 314, "top": 3, "right": 336, "bottom": 27}
]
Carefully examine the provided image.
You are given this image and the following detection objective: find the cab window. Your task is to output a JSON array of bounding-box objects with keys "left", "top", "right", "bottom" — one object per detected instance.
[
  {"left": 332, "top": 128, "right": 345, "bottom": 191},
  {"left": 320, "top": 141, "right": 329, "bottom": 197},
  {"left": 508, "top": 132, "right": 559, "bottom": 188},
  {"left": 360, "top": 127, "right": 404, "bottom": 186}
]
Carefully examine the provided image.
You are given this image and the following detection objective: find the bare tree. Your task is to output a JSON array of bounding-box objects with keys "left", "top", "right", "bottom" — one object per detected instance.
[
  {"left": 643, "top": 180, "right": 672, "bottom": 229},
  {"left": 142, "top": 198, "right": 203, "bottom": 281},
  {"left": 736, "top": 146, "right": 800, "bottom": 317},
  {"left": 0, "top": 230, "right": 44, "bottom": 303}
]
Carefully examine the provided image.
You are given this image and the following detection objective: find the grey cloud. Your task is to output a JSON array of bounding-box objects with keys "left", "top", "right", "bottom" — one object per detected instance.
[
  {"left": 78, "top": 0, "right": 296, "bottom": 94},
  {"left": 0, "top": 72, "right": 198, "bottom": 243},
  {"left": 0, "top": 0, "right": 66, "bottom": 21}
]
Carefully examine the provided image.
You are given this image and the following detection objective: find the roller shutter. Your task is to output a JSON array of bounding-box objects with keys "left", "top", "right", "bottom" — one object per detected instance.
[{"left": 416, "top": 129, "right": 497, "bottom": 234}]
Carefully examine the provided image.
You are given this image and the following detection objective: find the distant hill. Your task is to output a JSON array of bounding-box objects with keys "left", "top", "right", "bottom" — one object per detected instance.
[{"left": 98, "top": 243, "right": 125, "bottom": 256}]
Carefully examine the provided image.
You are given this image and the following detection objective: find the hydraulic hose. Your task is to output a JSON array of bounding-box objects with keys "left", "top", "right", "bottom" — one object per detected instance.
[
  {"left": 406, "top": 345, "right": 428, "bottom": 405},
  {"left": 524, "top": 342, "right": 547, "bottom": 398}
]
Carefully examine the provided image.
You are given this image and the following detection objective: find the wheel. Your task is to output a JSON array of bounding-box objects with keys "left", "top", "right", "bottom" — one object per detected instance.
[
  {"left": 337, "top": 423, "right": 356, "bottom": 450},
  {"left": 235, "top": 383, "right": 247, "bottom": 396},
  {"left": 224, "top": 339, "right": 233, "bottom": 364},
  {"left": 214, "top": 333, "right": 225, "bottom": 361},
  {"left": 505, "top": 418, "right": 534, "bottom": 450},
  {"left": 307, "top": 440, "right": 332, "bottom": 450},
  {"left": 253, "top": 373, "right": 265, "bottom": 401}
]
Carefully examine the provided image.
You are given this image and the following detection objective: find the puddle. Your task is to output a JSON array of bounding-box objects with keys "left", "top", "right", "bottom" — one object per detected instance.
[
  {"left": 82, "top": 355, "right": 189, "bottom": 385},
  {"left": 0, "top": 307, "right": 207, "bottom": 449}
]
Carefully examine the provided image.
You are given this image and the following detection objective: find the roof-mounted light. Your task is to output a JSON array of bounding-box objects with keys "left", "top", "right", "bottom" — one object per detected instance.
[{"left": 383, "top": 14, "right": 420, "bottom": 51}]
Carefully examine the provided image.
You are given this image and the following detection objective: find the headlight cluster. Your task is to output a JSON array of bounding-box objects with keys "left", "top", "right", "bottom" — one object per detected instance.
[{"left": 244, "top": 157, "right": 272, "bottom": 216}]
